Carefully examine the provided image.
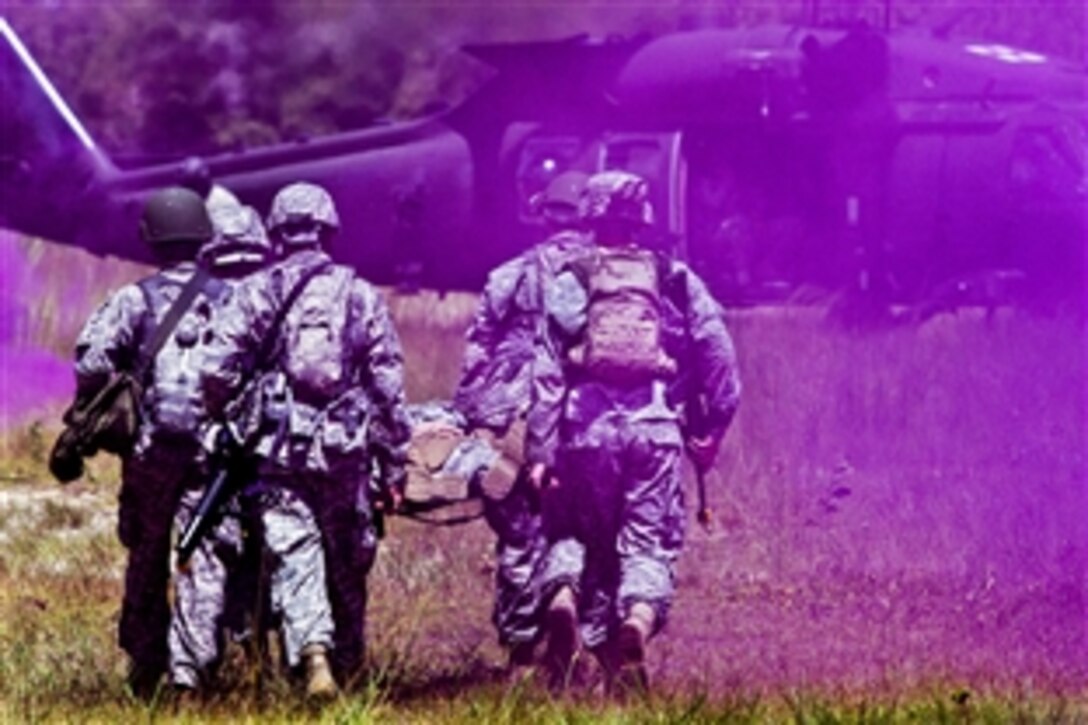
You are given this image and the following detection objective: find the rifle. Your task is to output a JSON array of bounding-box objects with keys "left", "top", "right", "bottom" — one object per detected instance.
[
  {"left": 687, "top": 392, "right": 715, "bottom": 534},
  {"left": 175, "top": 435, "right": 251, "bottom": 569},
  {"left": 695, "top": 468, "right": 712, "bottom": 532},
  {"left": 175, "top": 468, "right": 232, "bottom": 569}
]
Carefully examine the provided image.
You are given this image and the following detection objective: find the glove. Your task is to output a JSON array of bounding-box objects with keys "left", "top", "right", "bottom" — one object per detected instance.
[
  {"left": 686, "top": 434, "right": 721, "bottom": 474},
  {"left": 527, "top": 462, "right": 560, "bottom": 490},
  {"left": 49, "top": 428, "right": 85, "bottom": 484}
]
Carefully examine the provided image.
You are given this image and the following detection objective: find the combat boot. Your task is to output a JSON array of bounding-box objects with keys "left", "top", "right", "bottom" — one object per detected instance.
[
  {"left": 301, "top": 644, "right": 338, "bottom": 701},
  {"left": 542, "top": 585, "right": 579, "bottom": 692},
  {"left": 614, "top": 601, "right": 654, "bottom": 696},
  {"left": 505, "top": 640, "right": 539, "bottom": 688},
  {"left": 170, "top": 684, "right": 200, "bottom": 713},
  {"left": 125, "top": 661, "right": 163, "bottom": 703}
]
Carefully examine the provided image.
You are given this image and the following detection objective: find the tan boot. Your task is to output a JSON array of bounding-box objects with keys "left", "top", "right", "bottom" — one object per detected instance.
[
  {"left": 170, "top": 685, "right": 200, "bottom": 713},
  {"left": 543, "top": 585, "right": 579, "bottom": 692},
  {"left": 614, "top": 601, "right": 654, "bottom": 695},
  {"left": 302, "top": 644, "right": 338, "bottom": 701}
]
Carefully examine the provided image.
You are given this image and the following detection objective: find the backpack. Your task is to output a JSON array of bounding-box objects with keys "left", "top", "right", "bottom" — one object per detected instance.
[
  {"left": 283, "top": 265, "right": 355, "bottom": 403},
  {"left": 569, "top": 247, "right": 676, "bottom": 383},
  {"left": 139, "top": 274, "right": 228, "bottom": 440}
]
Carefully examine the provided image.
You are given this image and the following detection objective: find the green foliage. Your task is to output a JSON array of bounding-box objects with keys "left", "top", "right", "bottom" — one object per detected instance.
[
  {"left": 3, "top": 1, "right": 1083, "bottom": 158},
  {"left": 2, "top": 196, "right": 1086, "bottom": 719},
  {"left": 1, "top": 418, "right": 122, "bottom": 490}
]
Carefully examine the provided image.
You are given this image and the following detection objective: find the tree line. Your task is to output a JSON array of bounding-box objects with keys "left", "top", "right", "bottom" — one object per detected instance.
[{"left": 5, "top": 1, "right": 1083, "bottom": 159}]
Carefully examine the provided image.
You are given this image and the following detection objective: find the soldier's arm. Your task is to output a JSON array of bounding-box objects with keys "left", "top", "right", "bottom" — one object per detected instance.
[
  {"left": 356, "top": 283, "right": 411, "bottom": 497},
  {"left": 523, "top": 263, "right": 585, "bottom": 472},
  {"left": 682, "top": 264, "right": 742, "bottom": 445},
  {"left": 74, "top": 284, "right": 146, "bottom": 398},
  {"left": 453, "top": 256, "right": 531, "bottom": 433},
  {"left": 523, "top": 350, "right": 564, "bottom": 470}
]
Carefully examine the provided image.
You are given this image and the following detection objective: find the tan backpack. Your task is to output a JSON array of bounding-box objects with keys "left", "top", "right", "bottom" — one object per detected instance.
[{"left": 569, "top": 247, "right": 676, "bottom": 383}]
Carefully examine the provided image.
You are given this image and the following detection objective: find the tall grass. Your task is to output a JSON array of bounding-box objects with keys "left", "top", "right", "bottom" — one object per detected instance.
[{"left": 1, "top": 240, "right": 1084, "bottom": 718}]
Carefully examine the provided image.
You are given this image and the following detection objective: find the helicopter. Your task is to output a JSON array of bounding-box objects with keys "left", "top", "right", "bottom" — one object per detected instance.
[{"left": 1, "top": 15, "right": 1084, "bottom": 303}]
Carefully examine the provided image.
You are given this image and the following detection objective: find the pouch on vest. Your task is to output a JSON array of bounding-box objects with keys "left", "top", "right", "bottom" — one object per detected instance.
[
  {"left": 308, "top": 387, "right": 370, "bottom": 474},
  {"left": 284, "top": 266, "right": 354, "bottom": 403},
  {"left": 569, "top": 247, "right": 676, "bottom": 384},
  {"left": 51, "top": 371, "right": 142, "bottom": 476}
]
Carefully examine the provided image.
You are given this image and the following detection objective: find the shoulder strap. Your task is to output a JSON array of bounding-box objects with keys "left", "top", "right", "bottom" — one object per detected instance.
[
  {"left": 135, "top": 267, "right": 212, "bottom": 379},
  {"left": 253, "top": 260, "right": 334, "bottom": 372}
]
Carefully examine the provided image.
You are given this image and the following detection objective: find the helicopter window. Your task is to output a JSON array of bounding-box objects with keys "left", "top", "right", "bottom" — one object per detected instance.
[
  {"left": 601, "top": 138, "right": 673, "bottom": 229},
  {"left": 683, "top": 129, "right": 832, "bottom": 300},
  {"left": 514, "top": 136, "right": 584, "bottom": 223},
  {"left": 1010, "top": 123, "right": 1086, "bottom": 200},
  {"left": 602, "top": 139, "right": 663, "bottom": 181}
]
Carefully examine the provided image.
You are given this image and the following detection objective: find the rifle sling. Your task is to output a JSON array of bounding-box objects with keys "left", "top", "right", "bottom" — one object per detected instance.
[
  {"left": 253, "top": 260, "right": 334, "bottom": 372},
  {"left": 249, "top": 260, "right": 335, "bottom": 464}
]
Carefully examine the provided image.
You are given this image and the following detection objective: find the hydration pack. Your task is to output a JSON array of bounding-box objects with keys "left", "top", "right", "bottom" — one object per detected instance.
[
  {"left": 283, "top": 265, "right": 354, "bottom": 403},
  {"left": 570, "top": 247, "right": 676, "bottom": 383}
]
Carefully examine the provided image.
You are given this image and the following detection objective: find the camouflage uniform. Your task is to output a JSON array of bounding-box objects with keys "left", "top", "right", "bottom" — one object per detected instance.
[
  {"left": 456, "top": 227, "right": 591, "bottom": 650},
  {"left": 535, "top": 256, "right": 740, "bottom": 648},
  {"left": 205, "top": 184, "right": 410, "bottom": 683},
  {"left": 477, "top": 172, "right": 741, "bottom": 674},
  {"left": 72, "top": 189, "right": 221, "bottom": 694},
  {"left": 167, "top": 486, "right": 248, "bottom": 689},
  {"left": 165, "top": 204, "right": 283, "bottom": 689}
]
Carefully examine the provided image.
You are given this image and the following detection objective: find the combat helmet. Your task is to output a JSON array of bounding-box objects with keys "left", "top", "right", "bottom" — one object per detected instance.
[
  {"left": 266, "top": 182, "right": 340, "bottom": 248},
  {"left": 579, "top": 170, "right": 654, "bottom": 228},
  {"left": 139, "top": 186, "right": 214, "bottom": 249},
  {"left": 534, "top": 170, "right": 589, "bottom": 228},
  {"left": 200, "top": 203, "right": 272, "bottom": 270}
]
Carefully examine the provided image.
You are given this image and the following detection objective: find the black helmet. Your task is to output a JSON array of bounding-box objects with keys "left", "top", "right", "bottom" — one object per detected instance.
[{"left": 139, "top": 186, "right": 214, "bottom": 247}]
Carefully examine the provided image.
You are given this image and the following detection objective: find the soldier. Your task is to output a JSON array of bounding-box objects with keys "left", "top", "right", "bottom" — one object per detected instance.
[
  {"left": 70, "top": 186, "right": 218, "bottom": 699},
  {"left": 164, "top": 204, "right": 281, "bottom": 699},
  {"left": 529, "top": 171, "right": 739, "bottom": 691},
  {"left": 203, "top": 182, "right": 411, "bottom": 690},
  {"left": 454, "top": 170, "right": 592, "bottom": 683}
]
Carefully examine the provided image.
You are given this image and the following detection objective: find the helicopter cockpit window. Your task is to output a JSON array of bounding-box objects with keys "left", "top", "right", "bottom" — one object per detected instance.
[
  {"left": 515, "top": 136, "right": 584, "bottom": 223},
  {"left": 602, "top": 139, "right": 662, "bottom": 182}
]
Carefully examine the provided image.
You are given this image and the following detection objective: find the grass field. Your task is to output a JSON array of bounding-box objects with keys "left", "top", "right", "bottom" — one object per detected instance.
[{"left": 0, "top": 237, "right": 1085, "bottom": 721}]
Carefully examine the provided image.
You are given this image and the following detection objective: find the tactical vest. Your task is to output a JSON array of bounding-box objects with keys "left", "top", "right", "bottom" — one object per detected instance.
[
  {"left": 139, "top": 274, "right": 228, "bottom": 440},
  {"left": 569, "top": 246, "right": 676, "bottom": 384}
]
